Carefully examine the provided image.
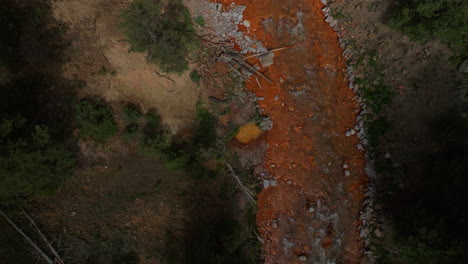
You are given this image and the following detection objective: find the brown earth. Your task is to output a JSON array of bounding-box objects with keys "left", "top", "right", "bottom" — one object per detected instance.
[
  {"left": 324, "top": 0, "right": 465, "bottom": 258},
  {"left": 33, "top": 155, "right": 189, "bottom": 263},
  {"left": 2, "top": 0, "right": 379, "bottom": 262},
  {"left": 214, "top": 0, "right": 368, "bottom": 263},
  {"left": 52, "top": 0, "right": 199, "bottom": 134},
  {"left": 23, "top": 1, "right": 264, "bottom": 263},
  {"left": 325, "top": 0, "right": 460, "bottom": 166}
]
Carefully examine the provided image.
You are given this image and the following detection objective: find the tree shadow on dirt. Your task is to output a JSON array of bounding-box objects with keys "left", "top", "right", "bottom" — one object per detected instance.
[{"left": 378, "top": 108, "right": 468, "bottom": 262}]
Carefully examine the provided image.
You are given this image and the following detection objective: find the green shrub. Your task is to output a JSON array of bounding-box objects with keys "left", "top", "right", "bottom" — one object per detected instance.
[
  {"left": 75, "top": 97, "right": 117, "bottom": 142},
  {"left": 138, "top": 109, "right": 170, "bottom": 157},
  {"left": 190, "top": 70, "right": 201, "bottom": 85},
  {"left": 0, "top": 119, "right": 75, "bottom": 198},
  {"left": 123, "top": 123, "right": 139, "bottom": 141},
  {"left": 138, "top": 105, "right": 219, "bottom": 177},
  {"left": 120, "top": 0, "right": 198, "bottom": 73},
  {"left": 193, "top": 102, "right": 217, "bottom": 148},
  {"left": 390, "top": 0, "right": 468, "bottom": 57},
  {"left": 195, "top": 16, "right": 206, "bottom": 27},
  {"left": 123, "top": 103, "right": 142, "bottom": 124},
  {"left": 144, "top": 109, "right": 162, "bottom": 128}
]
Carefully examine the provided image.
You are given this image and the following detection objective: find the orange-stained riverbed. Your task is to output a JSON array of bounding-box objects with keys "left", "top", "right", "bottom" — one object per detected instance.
[{"left": 214, "top": 0, "right": 368, "bottom": 263}]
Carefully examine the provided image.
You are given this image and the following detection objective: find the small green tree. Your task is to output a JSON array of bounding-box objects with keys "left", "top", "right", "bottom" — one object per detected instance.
[
  {"left": 120, "top": 0, "right": 198, "bottom": 73},
  {"left": 75, "top": 97, "right": 117, "bottom": 142}
]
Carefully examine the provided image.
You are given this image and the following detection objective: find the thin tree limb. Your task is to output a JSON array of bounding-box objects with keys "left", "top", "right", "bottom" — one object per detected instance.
[
  {"left": 19, "top": 207, "right": 64, "bottom": 264},
  {"left": 255, "top": 76, "right": 263, "bottom": 90},
  {"left": 231, "top": 58, "right": 274, "bottom": 84},
  {"left": 227, "top": 62, "right": 252, "bottom": 83},
  {"left": 244, "top": 44, "right": 301, "bottom": 59},
  {"left": 0, "top": 210, "right": 54, "bottom": 264},
  {"left": 225, "top": 162, "right": 256, "bottom": 204}
]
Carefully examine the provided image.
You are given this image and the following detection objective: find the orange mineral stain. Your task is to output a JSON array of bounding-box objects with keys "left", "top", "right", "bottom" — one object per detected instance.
[{"left": 212, "top": 0, "right": 368, "bottom": 263}]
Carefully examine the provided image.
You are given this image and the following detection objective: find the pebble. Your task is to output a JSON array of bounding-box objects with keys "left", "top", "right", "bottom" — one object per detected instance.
[
  {"left": 374, "top": 229, "right": 382, "bottom": 238},
  {"left": 260, "top": 119, "right": 273, "bottom": 130},
  {"left": 299, "top": 255, "right": 307, "bottom": 262},
  {"left": 243, "top": 20, "right": 251, "bottom": 27},
  {"left": 360, "top": 228, "right": 369, "bottom": 237},
  {"left": 344, "top": 170, "right": 351, "bottom": 176},
  {"left": 270, "top": 180, "right": 277, "bottom": 186}
]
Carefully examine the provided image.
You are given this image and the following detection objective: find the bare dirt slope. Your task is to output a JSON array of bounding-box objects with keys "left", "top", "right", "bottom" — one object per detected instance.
[
  {"left": 34, "top": 155, "right": 188, "bottom": 263},
  {"left": 211, "top": 0, "right": 368, "bottom": 263},
  {"left": 325, "top": 0, "right": 461, "bottom": 165},
  {"left": 52, "top": 0, "right": 199, "bottom": 133}
]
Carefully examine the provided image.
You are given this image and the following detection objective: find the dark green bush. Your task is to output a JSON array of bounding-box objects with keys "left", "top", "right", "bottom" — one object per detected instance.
[
  {"left": 123, "top": 123, "right": 139, "bottom": 141},
  {"left": 139, "top": 109, "right": 170, "bottom": 157},
  {"left": 123, "top": 103, "right": 142, "bottom": 124},
  {"left": 195, "top": 16, "right": 206, "bottom": 27},
  {"left": 75, "top": 97, "right": 117, "bottom": 142},
  {"left": 120, "top": 0, "right": 198, "bottom": 73},
  {"left": 0, "top": 119, "right": 75, "bottom": 198},
  {"left": 190, "top": 70, "right": 201, "bottom": 85},
  {"left": 138, "top": 105, "right": 218, "bottom": 177},
  {"left": 390, "top": 0, "right": 468, "bottom": 57},
  {"left": 192, "top": 102, "right": 217, "bottom": 148}
]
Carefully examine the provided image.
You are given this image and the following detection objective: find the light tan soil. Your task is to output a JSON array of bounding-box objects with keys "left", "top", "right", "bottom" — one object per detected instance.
[{"left": 52, "top": 0, "right": 200, "bottom": 133}]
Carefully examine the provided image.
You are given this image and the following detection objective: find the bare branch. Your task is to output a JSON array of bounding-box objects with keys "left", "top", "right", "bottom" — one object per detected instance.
[
  {"left": 19, "top": 207, "right": 65, "bottom": 264},
  {"left": 225, "top": 162, "right": 256, "bottom": 204},
  {"left": 230, "top": 58, "right": 274, "bottom": 84},
  {"left": 255, "top": 76, "right": 263, "bottom": 90},
  {"left": 0, "top": 210, "right": 54, "bottom": 264},
  {"left": 244, "top": 44, "right": 301, "bottom": 59}
]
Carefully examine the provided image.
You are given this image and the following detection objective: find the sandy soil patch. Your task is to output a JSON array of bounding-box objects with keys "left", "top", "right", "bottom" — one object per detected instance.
[{"left": 52, "top": 0, "right": 199, "bottom": 133}]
